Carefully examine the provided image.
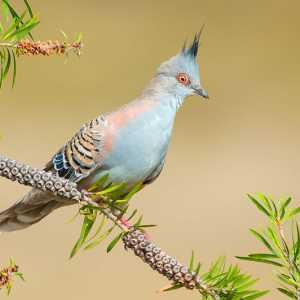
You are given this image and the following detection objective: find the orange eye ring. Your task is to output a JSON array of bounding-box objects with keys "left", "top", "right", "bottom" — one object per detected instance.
[{"left": 176, "top": 73, "right": 190, "bottom": 86}]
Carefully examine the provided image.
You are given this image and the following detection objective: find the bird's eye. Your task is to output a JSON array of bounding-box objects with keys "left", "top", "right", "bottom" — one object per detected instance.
[{"left": 176, "top": 73, "right": 190, "bottom": 86}]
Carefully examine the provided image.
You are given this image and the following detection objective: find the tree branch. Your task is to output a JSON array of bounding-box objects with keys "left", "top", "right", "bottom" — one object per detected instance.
[
  {"left": 0, "top": 155, "right": 216, "bottom": 295},
  {"left": 0, "top": 155, "right": 267, "bottom": 299}
]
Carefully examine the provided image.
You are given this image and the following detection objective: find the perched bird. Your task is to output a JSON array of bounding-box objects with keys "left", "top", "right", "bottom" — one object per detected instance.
[{"left": 0, "top": 33, "right": 208, "bottom": 232}]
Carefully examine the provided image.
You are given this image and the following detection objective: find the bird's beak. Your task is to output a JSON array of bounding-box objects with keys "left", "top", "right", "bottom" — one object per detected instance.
[{"left": 193, "top": 87, "right": 209, "bottom": 99}]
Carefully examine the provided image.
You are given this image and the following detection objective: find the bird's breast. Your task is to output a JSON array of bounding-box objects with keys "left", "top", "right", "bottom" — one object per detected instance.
[{"left": 99, "top": 103, "right": 175, "bottom": 185}]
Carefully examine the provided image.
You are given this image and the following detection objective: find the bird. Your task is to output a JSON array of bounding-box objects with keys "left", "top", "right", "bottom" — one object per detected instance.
[{"left": 0, "top": 33, "right": 208, "bottom": 232}]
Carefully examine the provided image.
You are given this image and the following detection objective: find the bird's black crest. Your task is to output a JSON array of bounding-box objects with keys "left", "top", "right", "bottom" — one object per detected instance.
[{"left": 182, "top": 25, "right": 205, "bottom": 59}]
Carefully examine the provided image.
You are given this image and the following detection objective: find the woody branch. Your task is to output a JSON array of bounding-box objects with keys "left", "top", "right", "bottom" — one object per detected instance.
[{"left": 0, "top": 155, "right": 220, "bottom": 298}]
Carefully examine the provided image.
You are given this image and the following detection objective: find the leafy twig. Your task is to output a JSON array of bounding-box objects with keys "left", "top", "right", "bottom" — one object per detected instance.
[
  {"left": 238, "top": 194, "right": 300, "bottom": 299},
  {"left": 0, "top": 0, "right": 82, "bottom": 88},
  {"left": 0, "top": 155, "right": 267, "bottom": 299}
]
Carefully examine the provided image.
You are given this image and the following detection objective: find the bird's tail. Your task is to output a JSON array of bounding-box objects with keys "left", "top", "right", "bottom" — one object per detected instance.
[{"left": 0, "top": 188, "right": 73, "bottom": 232}]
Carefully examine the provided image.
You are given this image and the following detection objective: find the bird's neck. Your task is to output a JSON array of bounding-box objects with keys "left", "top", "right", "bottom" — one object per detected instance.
[{"left": 140, "top": 76, "right": 186, "bottom": 111}]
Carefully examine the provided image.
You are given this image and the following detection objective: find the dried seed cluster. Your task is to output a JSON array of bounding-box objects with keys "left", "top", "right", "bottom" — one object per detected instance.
[
  {"left": 0, "top": 156, "right": 83, "bottom": 201},
  {"left": 123, "top": 229, "right": 201, "bottom": 289},
  {"left": 16, "top": 39, "right": 82, "bottom": 56},
  {"left": 0, "top": 265, "right": 18, "bottom": 289}
]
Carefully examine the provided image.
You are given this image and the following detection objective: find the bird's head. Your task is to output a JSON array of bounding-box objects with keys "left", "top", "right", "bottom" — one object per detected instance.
[{"left": 155, "top": 31, "right": 208, "bottom": 101}]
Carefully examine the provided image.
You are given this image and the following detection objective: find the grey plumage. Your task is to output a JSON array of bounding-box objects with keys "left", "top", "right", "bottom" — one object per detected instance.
[{"left": 0, "top": 33, "right": 208, "bottom": 232}]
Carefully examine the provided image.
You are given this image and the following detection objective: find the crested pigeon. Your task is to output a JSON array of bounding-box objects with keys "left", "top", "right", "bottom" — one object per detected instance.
[{"left": 0, "top": 33, "right": 208, "bottom": 232}]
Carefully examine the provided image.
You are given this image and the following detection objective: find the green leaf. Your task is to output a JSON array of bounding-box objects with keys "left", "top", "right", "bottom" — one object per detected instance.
[
  {"left": 23, "top": 0, "right": 33, "bottom": 17},
  {"left": 75, "top": 32, "right": 82, "bottom": 43},
  {"left": 84, "top": 225, "right": 115, "bottom": 250},
  {"left": 256, "top": 193, "right": 272, "bottom": 211},
  {"left": 136, "top": 224, "right": 157, "bottom": 228},
  {"left": 249, "top": 229, "right": 276, "bottom": 254},
  {"left": 161, "top": 283, "right": 184, "bottom": 292},
  {"left": 6, "top": 281, "right": 12, "bottom": 295},
  {"left": 194, "top": 262, "right": 201, "bottom": 276},
  {"left": 277, "top": 287, "right": 296, "bottom": 299},
  {"left": 270, "top": 199, "right": 278, "bottom": 218},
  {"left": 3, "top": 48, "right": 11, "bottom": 79},
  {"left": 70, "top": 213, "right": 96, "bottom": 258},
  {"left": 113, "top": 185, "right": 141, "bottom": 204},
  {"left": 134, "top": 215, "right": 143, "bottom": 227},
  {"left": 97, "top": 183, "right": 126, "bottom": 196},
  {"left": 236, "top": 256, "right": 284, "bottom": 267},
  {"left": 2, "top": 11, "right": 27, "bottom": 40},
  {"left": 9, "top": 257, "right": 15, "bottom": 267},
  {"left": 267, "top": 226, "right": 282, "bottom": 253},
  {"left": 280, "top": 197, "right": 292, "bottom": 219},
  {"left": 11, "top": 50, "right": 16, "bottom": 87},
  {"left": 248, "top": 253, "right": 279, "bottom": 259},
  {"left": 88, "top": 174, "right": 109, "bottom": 192},
  {"left": 243, "top": 290, "right": 269, "bottom": 300},
  {"left": 85, "top": 214, "right": 106, "bottom": 243},
  {"left": 2, "top": 0, "right": 19, "bottom": 20},
  {"left": 106, "top": 232, "right": 124, "bottom": 253},
  {"left": 14, "top": 272, "right": 25, "bottom": 282},
  {"left": 235, "top": 277, "right": 259, "bottom": 291},
  {"left": 0, "top": 50, "right": 4, "bottom": 88},
  {"left": 277, "top": 273, "right": 298, "bottom": 288},
  {"left": 294, "top": 222, "right": 300, "bottom": 261},
  {"left": 113, "top": 199, "right": 129, "bottom": 205},
  {"left": 208, "top": 256, "right": 226, "bottom": 278},
  {"left": 1, "top": 0, "right": 10, "bottom": 21},
  {"left": 127, "top": 209, "right": 138, "bottom": 221},
  {"left": 2, "top": 0, "right": 35, "bottom": 40},
  {"left": 189, "top": 250, "right": 194, "bottom": 272},
  {"left": 123, "top": 181, "right": 143, "bottom": 201},
  {"left": 247, "top": 194, "right": 271, "bottom": 217},
  {"left": 4, "top": 16, "right": 39, "bottom": 41},
  {"left": 287, "top": 207, "right": 300, "bottom": 219}
]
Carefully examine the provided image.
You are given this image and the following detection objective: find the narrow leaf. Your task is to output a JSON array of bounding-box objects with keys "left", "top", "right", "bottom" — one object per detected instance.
[
  {"left": 84, "top": 226, "right": 115, "bottom": 250},
  {"left": 243, "top": 290, "right": 269, "bottom": 300},
  {"left": 161, "top": 283, "right": 184, "bottom": 292},
  {"left": 277, "top": 287, "right": 296, "bottom": 299},
  {"left": 70, "top": 214, "right": 96, "bottom": 258},
  {"left": 249, "top": 229, "right": 276, "bottom": 254},
  {"left": 136, "top": 224, "right": 157, "bottom": 228},
  {"left": 106, "top": 232, "right": 124, "bottom": 253},
  {"left": 3, "top": 48, "right": 11, "bottom": 78},
  {"left": 23, "top": 0, "right": 33, "bottom": 17},
  {"left": 127, "top": 209, "right": 138, "bottom": 221},
  {"left": 189, "top": 250, "right": 194, "bottom": 272},
  {"left": 88, "top": 173, "right": 109, "bottom": 192},
  {"left": 236, "top": 256, "right": 284, "bottom": 267},
  {"left": 11, "top": 50, "right": 16, "bottom": 88},
  {"left": 280, "top": 197, "right": 292, "bottom": 219},
  {"left": 287, "top": 207, "right": 300, "bottom": 219},
  {"left": 248, "top": 253, "right": 279, "bottom": 259},
  {"left": 247, "top": 194, "right": 271, "bottom": 217}
]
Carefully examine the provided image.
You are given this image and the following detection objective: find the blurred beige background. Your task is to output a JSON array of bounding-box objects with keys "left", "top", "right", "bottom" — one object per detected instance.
[{"left": 1, "top": 0, "right": 300, "bottom": 299}]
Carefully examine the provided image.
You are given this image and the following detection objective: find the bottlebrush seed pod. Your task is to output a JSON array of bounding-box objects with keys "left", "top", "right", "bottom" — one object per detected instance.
[
  {"left": 0, "top": 156, "right": 202, "bottom": 292},
  {"left": 122, "top": 229, "right": 199, "bottom": 289},
  {"left": 7, "top": 160, "right": 16, "bottom": 168},
  {"left": 0, "top": 156, "right": 84, "bottom": 201}
]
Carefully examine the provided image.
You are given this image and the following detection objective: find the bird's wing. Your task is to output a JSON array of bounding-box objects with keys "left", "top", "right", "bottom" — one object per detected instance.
[
  {"left": 45, "top": 116, "right": 107, "bottom": 182},
  {"left": 0, "top": 116, "right": 108, "bottom": 232}
]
